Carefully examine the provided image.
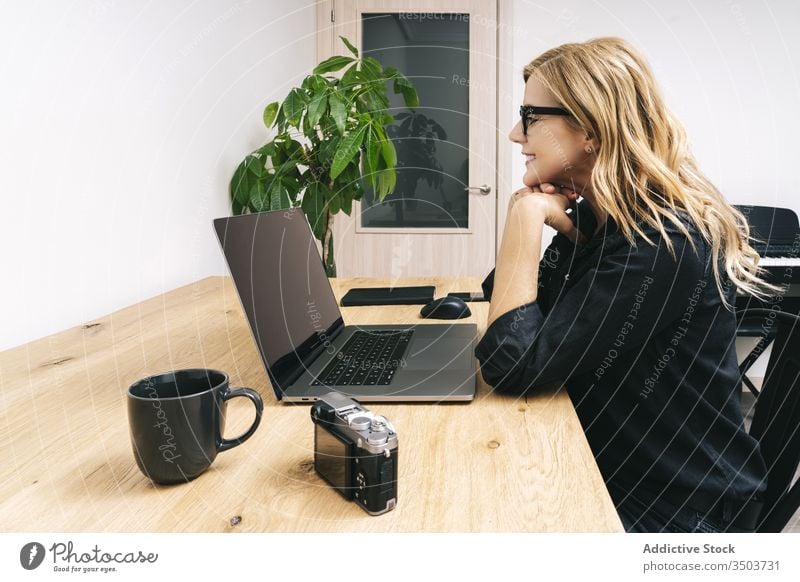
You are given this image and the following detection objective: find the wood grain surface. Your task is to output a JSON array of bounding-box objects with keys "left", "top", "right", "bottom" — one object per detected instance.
[{"left": 0, "top": 276, "right": 623, "bottom": 532}]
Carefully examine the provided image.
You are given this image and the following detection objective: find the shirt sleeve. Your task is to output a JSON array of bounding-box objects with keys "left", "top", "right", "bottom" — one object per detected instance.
[
  {"left": 481, "top": 268, "right": 496, "bottom": 300},
  {"left": 474, "top": 223, "right": 708, "bottom": 394}
]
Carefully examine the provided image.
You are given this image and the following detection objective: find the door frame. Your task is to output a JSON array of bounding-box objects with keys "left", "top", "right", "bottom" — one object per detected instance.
[{"left": 315, "top": 0, "right": 515, "bottom": 270}]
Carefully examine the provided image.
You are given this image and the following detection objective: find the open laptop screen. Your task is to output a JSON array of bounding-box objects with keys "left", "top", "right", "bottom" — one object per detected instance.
[{"left": 213, "top": 209, "right": 344, "bottom": 397}]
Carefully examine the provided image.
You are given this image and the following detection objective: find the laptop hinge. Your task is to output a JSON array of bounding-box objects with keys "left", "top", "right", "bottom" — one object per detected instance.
[{"left": 283, "top": 319, "right": 345, "bottom": 388}]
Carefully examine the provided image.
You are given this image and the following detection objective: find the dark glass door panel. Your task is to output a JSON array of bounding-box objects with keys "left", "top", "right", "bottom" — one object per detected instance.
[{"left": 360, "top": 12, "right": 469, "bottom": 229}]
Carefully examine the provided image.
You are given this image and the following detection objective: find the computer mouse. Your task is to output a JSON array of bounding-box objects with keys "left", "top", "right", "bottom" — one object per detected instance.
[{"left": 420, "top": 296, "right": 472, "bottom": 320}]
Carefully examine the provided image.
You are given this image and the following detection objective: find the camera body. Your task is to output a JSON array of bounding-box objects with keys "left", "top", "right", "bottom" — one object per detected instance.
[{"left": 311, "top": 392, "right": 398, "bottom": 515}]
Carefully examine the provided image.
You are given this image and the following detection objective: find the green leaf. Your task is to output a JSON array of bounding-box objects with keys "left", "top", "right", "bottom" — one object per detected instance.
[
  {"left": 340, "top": 36, "right": 359, "bottom": 57},
  {"left": 330, "top": 124, "right": 368, "bottom": 180},
  {"left": 230, "top": 159, "right": 252, "bottom": 206},
  {"left": 400, "top": 85, "right": 419, "bottom": 109},
  {"left": 301, "top": 74, "right": 327, "bottom": 92},
  {"left": 232, "top": 198, "right": 245, "bottom": 215},
  {"left": 328, "top": 93, "right": 347, "bottom": 134},
  {"left": 245, "top": 154, "right": 265, "bottom": 179},
  {"left": 317, "top": 181, "right": 334, "bottom": 213},
  {"left": 315, "top": 113, "right": 337, "bottom": 141},
  {"left": 376, "top": 168, "right": 396, "bottom": 201},
  {"left": 340, "top": 162, "right": 360, "bottom": 186},
  {"left": 364, "top": 125, "right": 380, "bottom": 191},
  {"left": 250, "top": 181, "right": 269, "bottom": 211},
  {"left": 382, "top": 66, "right": 400, "bottom": 79},
  {"left": 269, "top": 181, "right": 290, "bottom": 211},
  {"left": 380, "top": 138, "right": 397, "bottom": 167},
  {"left": 302, "top": 182, "right": 327, "bottom": 240},
  {"left": 364, "top": 88, "right": 389, "bottom": 112},
  {"left": 376, "top": 169, "right": 388, "bottom": 200},
  {"left": 270, "top": 143, "right": 286, "bottom": 165},
  {"left": 341, "top": 64, "right": 362, "bottom": 92},
  {"left": 318, "top": 135, "right": 339, "bottom": 168},
  {"left": 307, "top": 92, "right": 327, "bottom": 127},
  {"left": 282, "top": 88, "right": 306, "bottom": 126},
  {"left": 281, "top": 138, "right": 305, "bottom": 161},
  {"left": 280, "top": 182, "right": 293, "bottom": 207},
  {"left": 262, "top": 101, "right": 279, "bottom": 128},
  {"left": 360, "top": 56, "right": 382, "bottom": 80},
  {"left": 256, "top": 141, "right": 277, "bottom": 157},
  {"left": 326, "top": 184, "right": 341, "bottom": 214},
  {"left": 393, "top": 76, "right": 419, "bottom": 108},
  {"left": 275, "top": 105, "right": 286, "bottom": 131},
  {"left": 338, "top": 163, "right": 360, "bottom": 215},
  {"left": 313, "top": 55, "right": 355, "bottom": 75},
  {"left": 351, "top": 174, "right": 363, "bottom": 203},
  {"left": 279, "top": 173, "right": 301, "bottom": 203},
  {"left": 340, "top": 192, "right": 353, "bottom": 216},
  {"left": 268, "top": 182, "right": 280, "bottom": 211}
]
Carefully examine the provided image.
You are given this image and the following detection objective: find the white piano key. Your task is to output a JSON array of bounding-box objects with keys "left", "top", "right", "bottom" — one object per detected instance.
[{"left": 758, "top": 257, "right": 800, "bottom": 267}]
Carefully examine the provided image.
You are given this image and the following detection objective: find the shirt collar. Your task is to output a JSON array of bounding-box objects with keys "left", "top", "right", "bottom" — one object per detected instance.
[{"left": 570, "top": 200, "right": 618, "bottom": 245}]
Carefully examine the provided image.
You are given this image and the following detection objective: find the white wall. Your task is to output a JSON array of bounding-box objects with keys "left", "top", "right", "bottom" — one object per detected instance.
[
  {"left": 507, "top": 0, "right": 800, "bottom": 376},
  {"left": 0, "top": 0, "right": 317, "bottom": 351},
  {"left": 508, "top": 0, "right": 800, "bottom": 213}
]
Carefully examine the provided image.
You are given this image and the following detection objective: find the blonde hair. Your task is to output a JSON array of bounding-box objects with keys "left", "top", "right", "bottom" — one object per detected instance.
[{"left": 523, "top": 37, "right": 778, "bottom": 307}]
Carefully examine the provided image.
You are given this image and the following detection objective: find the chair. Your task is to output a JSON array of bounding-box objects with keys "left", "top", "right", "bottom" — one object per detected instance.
[
  {"left": 735, "top": 302, "right": 777, "bottom": 397},
  {"left": 735, "top": 308, "right": 800, "bottom": 532}
]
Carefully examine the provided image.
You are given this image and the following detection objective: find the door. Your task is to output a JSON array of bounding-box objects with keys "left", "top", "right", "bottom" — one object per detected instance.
[{"left": 319, "top": 0, "right": 498, "bottom": 279}]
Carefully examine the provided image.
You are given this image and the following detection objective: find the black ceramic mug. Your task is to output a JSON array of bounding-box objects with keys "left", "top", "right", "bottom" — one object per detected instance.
[{"left": 127, "top": 369, "right": 263, "bottom": 485}]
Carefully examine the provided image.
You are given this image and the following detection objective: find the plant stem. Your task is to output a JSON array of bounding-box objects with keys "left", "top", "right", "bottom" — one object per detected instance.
[{"left": 322, "top": 208, "right": 336, "bottom": 277}]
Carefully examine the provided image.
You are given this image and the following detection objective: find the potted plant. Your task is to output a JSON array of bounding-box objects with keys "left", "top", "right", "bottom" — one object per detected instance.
[{"left": 229, "top": 36, "right": 419, "bottom": 276}]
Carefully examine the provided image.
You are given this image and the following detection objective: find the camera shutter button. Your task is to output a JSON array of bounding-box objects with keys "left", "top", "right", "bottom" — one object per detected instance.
[
  {"left": 349, "top": 416, "right": 371, "bottom": 430},
  {"left": 370, "top": 417, "right": 388, "bottom": 432}
]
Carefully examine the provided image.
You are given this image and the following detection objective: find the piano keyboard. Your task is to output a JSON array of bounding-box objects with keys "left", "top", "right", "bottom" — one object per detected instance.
[
  {"left": 732, "top": 205, "right": 800, "bottom": 304},
  {"left": 758, "top": 257, "right": 800, "bottom": 268}
]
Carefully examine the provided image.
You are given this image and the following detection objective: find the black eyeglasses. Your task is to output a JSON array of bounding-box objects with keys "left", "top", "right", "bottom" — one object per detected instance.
[{"left": 519, "top": 105, "right": 570, "bottom": 134}]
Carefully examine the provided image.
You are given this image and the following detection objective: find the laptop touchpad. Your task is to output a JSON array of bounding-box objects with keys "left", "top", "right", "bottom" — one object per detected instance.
[{"left": 405, "top": 335, "right": 472, "bottom": 370}]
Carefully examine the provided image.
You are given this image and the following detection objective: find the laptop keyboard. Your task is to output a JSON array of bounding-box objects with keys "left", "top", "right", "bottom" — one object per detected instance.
[{"left": 311, "top": 330, "right": 413, "bottom": 386}]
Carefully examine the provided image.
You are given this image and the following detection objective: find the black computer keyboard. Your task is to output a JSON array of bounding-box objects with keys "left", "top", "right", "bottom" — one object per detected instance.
[{"left": 311, "top": 329, "right": 413, "bottom": 386}]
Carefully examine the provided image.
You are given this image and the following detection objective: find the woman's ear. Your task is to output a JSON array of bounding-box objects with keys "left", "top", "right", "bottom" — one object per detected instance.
[{"left": 584, "top": 132, "right": 599, "bottom": 154}]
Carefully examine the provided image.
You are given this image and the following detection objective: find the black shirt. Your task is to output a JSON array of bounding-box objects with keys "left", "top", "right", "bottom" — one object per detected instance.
[{"left": 475, "top": 200, "right": 767, "bottom": 501}]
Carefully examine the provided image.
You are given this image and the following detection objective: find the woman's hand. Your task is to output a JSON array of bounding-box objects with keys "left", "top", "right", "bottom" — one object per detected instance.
[{"left": 508, "top": 184, "right": 584, "bottom": 243}]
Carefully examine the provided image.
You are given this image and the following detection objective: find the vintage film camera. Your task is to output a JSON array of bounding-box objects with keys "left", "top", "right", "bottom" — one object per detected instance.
[{"left": 311, "top": 392, "right": 398, "bottom": 515}]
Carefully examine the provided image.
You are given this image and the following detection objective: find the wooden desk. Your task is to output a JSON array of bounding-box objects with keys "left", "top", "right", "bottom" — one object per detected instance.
[{"left": 0, "top": 276, "right": 622, "bottom": 532}]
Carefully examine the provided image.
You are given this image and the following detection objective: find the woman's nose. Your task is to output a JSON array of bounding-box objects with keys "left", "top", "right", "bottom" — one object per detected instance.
[{"left": 509, "top": 120, "right": 526, "bottom": 144}]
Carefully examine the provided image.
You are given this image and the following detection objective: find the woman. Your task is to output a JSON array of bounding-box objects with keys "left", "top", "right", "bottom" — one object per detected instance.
[{"left": 475, "top": 37, "right": 776, "bottom": 533}]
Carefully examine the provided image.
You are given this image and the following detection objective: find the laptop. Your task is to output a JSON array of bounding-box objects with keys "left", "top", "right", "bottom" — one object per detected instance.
[{"left": 213, "top": 208, "right": 477, "bottom": 402}]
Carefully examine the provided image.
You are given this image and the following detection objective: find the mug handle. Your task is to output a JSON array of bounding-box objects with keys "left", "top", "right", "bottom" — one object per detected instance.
[{"left": 218, "top": 387, "right": 264, "bottom": 452}]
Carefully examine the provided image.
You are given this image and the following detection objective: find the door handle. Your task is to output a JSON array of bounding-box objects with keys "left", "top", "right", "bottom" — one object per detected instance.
[{"left": 464, "top": 184, "right": 492, "bottom": 195}]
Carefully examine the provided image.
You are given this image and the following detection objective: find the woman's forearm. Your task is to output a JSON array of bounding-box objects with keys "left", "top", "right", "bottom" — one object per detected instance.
[{"left": 487, "top": 200, "right": 546, "bottom": 328}]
